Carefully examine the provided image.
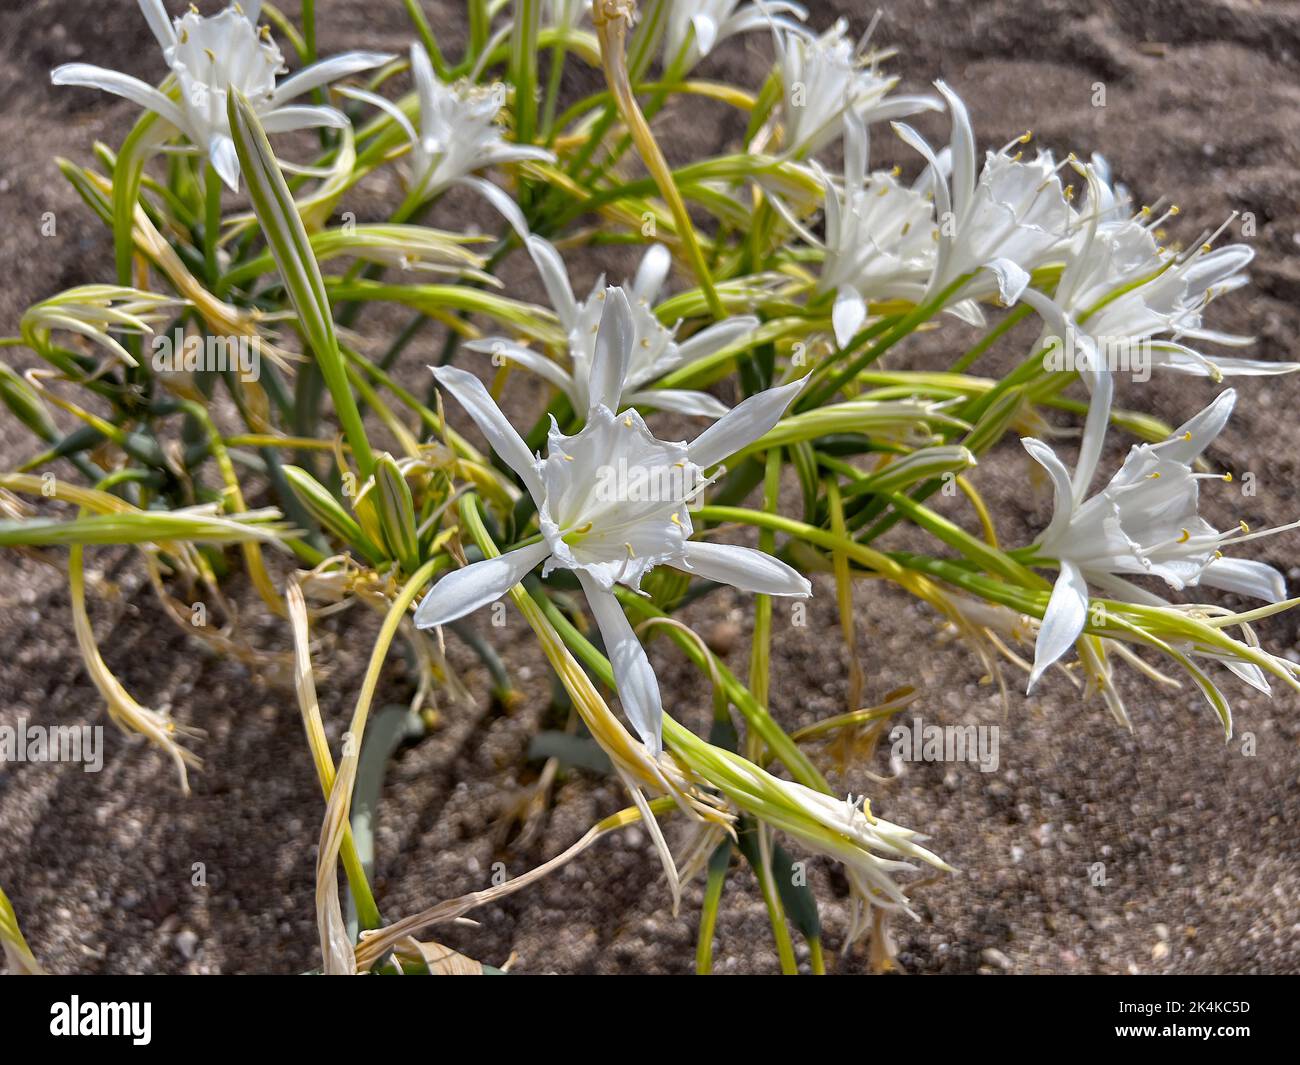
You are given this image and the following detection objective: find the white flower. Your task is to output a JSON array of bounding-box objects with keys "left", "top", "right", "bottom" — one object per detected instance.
[
  {"left": 894, "top": 81, "right": 1073, "bottom": 311},
  {"left": 663, "top": 0, "right": 806, "bottom": 73},
  {"left": 1021, "top": 388, "right": 1289, "bottom": 691},
  {"left": 416, "top": 288, "right": 810, "bottom": 752},
  {"left": 763, "top": 779, "right": 952, "bottom": 926},
  {"left": 775, "top": 19, "right": 940, "bottom": 159},
  {"left": 349, "top": 43, "right": 554, "bottom": 234},
  {"left": 51, "top": 1, "right": 392, "bottom": 190},
  {"left": 1022, "top": 162, "right": 1300, "bottom": 382},
  {"left": 467, "top": 236, "right": 758, "bottom": 417},
  {"left": 1087, "top": 152, "right": 1133, "bottom": 224},
  {"left": 813, "top": 112, "right": 937, "bottom": 347}
]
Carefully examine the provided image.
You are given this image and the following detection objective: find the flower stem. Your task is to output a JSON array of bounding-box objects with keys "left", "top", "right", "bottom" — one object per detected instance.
[
  {"left": 694, "top": 840, "right": 730, "bottom": 974},
  {"left": 202, "top": 161, "right": 222, "bottom": 286},
  {"left": 593, "top": 0, "right": 725, "bottom": 319}
]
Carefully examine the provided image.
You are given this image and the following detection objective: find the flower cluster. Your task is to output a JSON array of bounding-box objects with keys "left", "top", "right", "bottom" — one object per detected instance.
[{"left": 9, "top": 0, "right": 1296, "bottom": 976}]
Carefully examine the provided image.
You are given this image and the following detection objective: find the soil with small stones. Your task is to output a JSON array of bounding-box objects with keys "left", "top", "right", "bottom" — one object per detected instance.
[{"left": 1, "top": 0, "right": 1298, "bottom": 975}]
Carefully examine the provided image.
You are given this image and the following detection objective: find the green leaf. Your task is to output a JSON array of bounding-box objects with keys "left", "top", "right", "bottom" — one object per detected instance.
[
  {"left": 283, "top": 464, "right": 386, "bottom": 565},
  {"left": 226, "top": 90, "right": 375, "bottom": 475}
]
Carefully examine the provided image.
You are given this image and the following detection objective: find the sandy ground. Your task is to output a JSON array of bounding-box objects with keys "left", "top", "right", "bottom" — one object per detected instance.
[{"left": 1, "top": 0, "right": 1299, "bottom": 974}]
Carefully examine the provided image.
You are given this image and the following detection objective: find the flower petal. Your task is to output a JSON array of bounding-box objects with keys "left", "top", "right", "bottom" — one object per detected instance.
[
  {"left": 1199, "top": 556, "right": 1286, "bottom": 603},
  {"left": 688, "top": 375, "right": 808, "bottom": 469},
  {"left": 983, "top": 257, "right": 1031, "bottom": 306},
  {"left": 1215, "top": 656, "right": 1271, "bottom": 695},
  {"left": 1161, "top": 389, "right": 1236, "bottom": 464},
  {"left": 409, "top": 42, "right": 440, "bottom": 130},
  {"left": 138, "top": 0, "right": 176, "bottom": 52},
  {"left": 832, "top": 285, "right": 866, "bottom": 349},
  {"left": 577, "top": 573, "right": 664, "bottom": 754},
  {"left": 842, "top": 107, "right": 868, "bottom": 191},
  {"left": 208, "top": 134, "right": 242, "bottom": 191},
  {"left": 678, "top": 541, "right": 811, "bottom": 596},
  {"left": 413, "top": 539, "right": 552, "bottom": 629},
  {"left": 669, "top": 315, "right": 759, "bottom": 369},
  {"left": 1021, "top": 437, "right": 1075, "bottom": 546},
  {"left": 458, "top": 175, "right": 530, "bottom": 239},
  {"left": 260, "top": 105, "right": 349, "bottom": 132},
  {"left": 335, "top": 85, "right": 417, "bottom": 144},
  {"left": 631, "top": 243, "right": 672, "bottom": 304},
  {"left": 690, "top": 13, "right": 719, "bottom": 57},
  {"left": 588, "top": 287, "right": 634, "bottom": 413},
  {"left": 429, "top": 365, "right": 544, "bottom": 499},
  {"left": 1150, "top": 351, "right": 1300, "bottom": 377},
  {"left": 525, "top": 235, "right": 579, "bottom": 331},
  {"left": 463, "top": 337, "right": 575, "bottom": 396},
  {"left": 1027, "top": 559, "right": 1088, "bottom": 693},
  {"left": 1072, "top": 360, "right": 1114, "bottom": 501},
  {"left": 51, "top": 63, "right": 189, "bottom": 132},
  {"left": 625, "top": 388, "right": 729, "bottom": 418},
  {"left": 934, "top": 80, "right": 975, "bottom": 218},
  {"left": 268, "top": 51, "right": 394, "bottom": 109}
]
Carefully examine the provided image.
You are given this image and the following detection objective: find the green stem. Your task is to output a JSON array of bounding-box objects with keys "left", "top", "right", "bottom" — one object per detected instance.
[
  {"left": 802, "top": 276, "right": 971, "bottom": 409},
  {"left": 695, "top": 840, "right": 730, "bottom": 974},
  {"left": 950, "top": 303, "right": 1031, "bottom": 373},
  {"left": 202, "top": 162, "right": 222, "bottom": 285},
  {"left": 511, "top": 0, "right": 541, "bottom": 146},
  {"left": 404, "top": 0, "right": 450, "bottom": 77}
]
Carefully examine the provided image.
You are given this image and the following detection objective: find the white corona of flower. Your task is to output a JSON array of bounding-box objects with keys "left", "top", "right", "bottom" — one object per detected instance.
[
  {"left": 775, "top": 19, "right": 940, "bottom": 159},
  {"left": 663, "top": 0, "right": 807, "bottom": 73},
  {"left": 416, "top": 288, "right": 811, "bottom": 752},
  {"left": 467, "top": 236, "right": 758, "bottom": 417},
  {"left": 51, "top": 1, "right": 392, "bottom": 190},
  {"left": 814, "top": 112, "right": 938, "bottom": 347},
  {"left": 894, "top": 81, "right": 1073, "bottom": 313},
  {"left": 1021, "top": 388, "right": 1290, "bottom": 691}
]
